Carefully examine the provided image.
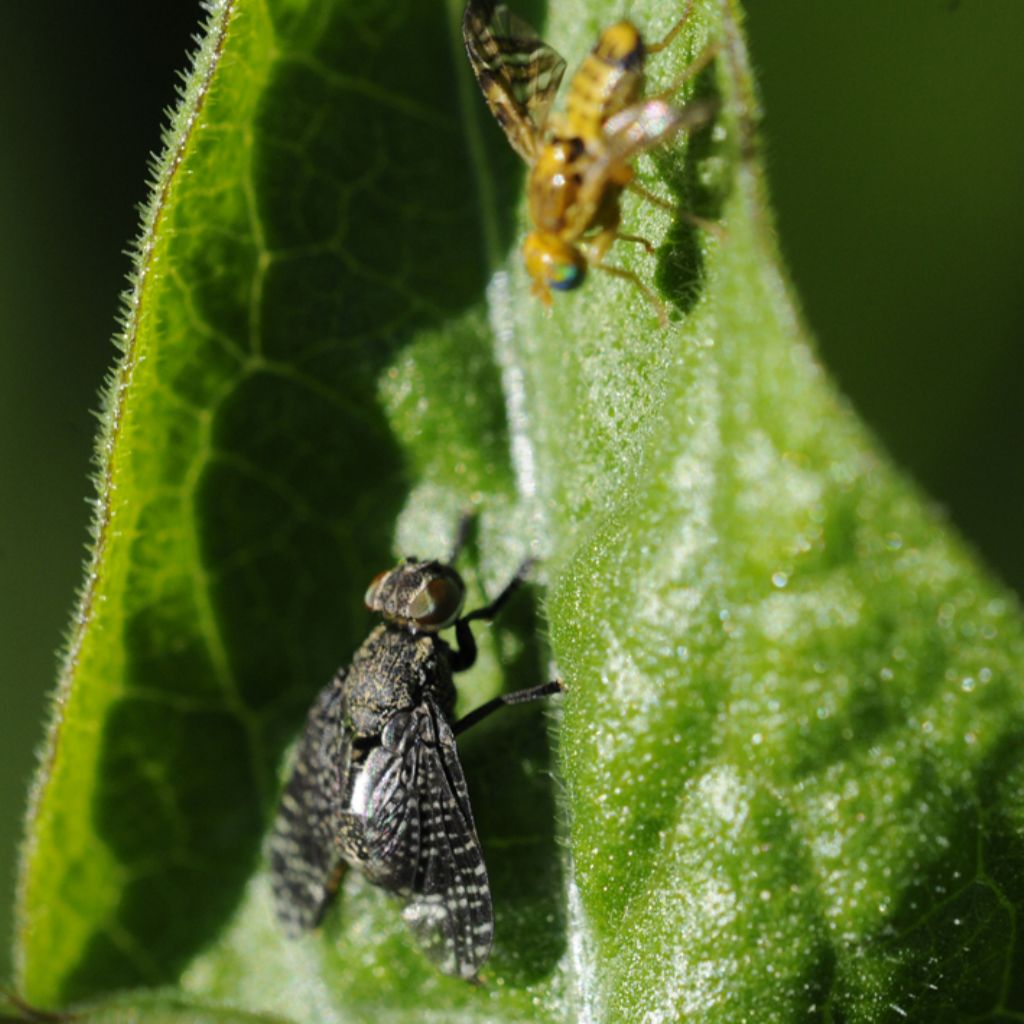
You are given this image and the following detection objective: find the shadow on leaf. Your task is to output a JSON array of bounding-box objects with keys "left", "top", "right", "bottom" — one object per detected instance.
[
  {"left": 654, "top": 61, "right": 728, "bottom": 318},
  {"left": 59, "top": 0, "right": 544, "bottom": 1002}
]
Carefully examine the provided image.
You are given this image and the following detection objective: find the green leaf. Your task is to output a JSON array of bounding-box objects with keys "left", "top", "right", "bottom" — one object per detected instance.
[
  {"left": 1, "top": 989, "right": 289, "bottom": 1024},
  {"left": 14, "top": 0, "right": 1024, "bottom": 1022}
]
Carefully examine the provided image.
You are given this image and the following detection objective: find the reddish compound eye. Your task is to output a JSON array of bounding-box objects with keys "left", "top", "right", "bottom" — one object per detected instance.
[
  {"left": 409, "top": 577, "right": 463, "bottom": 628},
  {"left": 364, "top": 571, "right": 390, "bottom": 610}
]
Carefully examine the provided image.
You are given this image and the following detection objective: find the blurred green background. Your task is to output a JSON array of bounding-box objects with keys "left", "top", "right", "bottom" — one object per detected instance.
[{"left": 1, "top": 0, "right": 1021, "bottom": 984}]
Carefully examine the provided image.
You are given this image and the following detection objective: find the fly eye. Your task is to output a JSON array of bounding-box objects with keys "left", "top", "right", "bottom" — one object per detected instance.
[
  {"left": 548, "top": 260, "right": 584, "bottom": 292},
  {"left": 409, "top": 577, "right": 463, "bottom": 628},
  {"left": 364, "top": 571, "right": 389, "bottom": 609}
]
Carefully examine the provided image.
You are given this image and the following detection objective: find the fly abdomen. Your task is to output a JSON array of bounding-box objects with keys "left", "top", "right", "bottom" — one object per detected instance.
[
  {"left": 593, "top": 20, "right": 645, "bottom": 70},
  {"left": 564, "top": 20, "right": 645, "bottom": 137}
]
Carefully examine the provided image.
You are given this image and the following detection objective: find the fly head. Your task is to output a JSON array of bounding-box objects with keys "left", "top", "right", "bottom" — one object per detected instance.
[{"left": 364, "top": 559, "right": 466, "bottom": 633}]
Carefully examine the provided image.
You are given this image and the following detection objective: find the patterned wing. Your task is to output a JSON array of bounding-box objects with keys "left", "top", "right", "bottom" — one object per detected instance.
[
  {"left": 463, "top": 0, "right": 567, "bottom": 162},
  {"left": 268, "top": 672, "right": 352, "bottom": 933},
  {"left": 363, "top": 700, "right": 493, "bottom": 979}
]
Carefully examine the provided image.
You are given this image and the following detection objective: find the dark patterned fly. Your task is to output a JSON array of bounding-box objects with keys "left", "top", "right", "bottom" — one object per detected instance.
[{"left": 268, "top": 533, "right": 560, "bottom": 980}]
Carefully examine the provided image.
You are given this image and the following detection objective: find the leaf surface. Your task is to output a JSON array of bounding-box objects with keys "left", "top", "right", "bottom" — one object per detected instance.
[{"left": 15, "top": 0, "right": 1024, "bottom": 1021}]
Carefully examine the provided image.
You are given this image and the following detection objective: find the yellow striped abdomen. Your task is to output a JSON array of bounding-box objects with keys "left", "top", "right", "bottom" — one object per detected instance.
[{"left": 563, "top": 21, "right": 645, "bottom": 141}]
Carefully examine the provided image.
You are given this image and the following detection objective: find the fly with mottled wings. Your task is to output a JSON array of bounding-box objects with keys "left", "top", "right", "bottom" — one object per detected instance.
[
  {"left": 268, "top": 538, "right": 561, "bottom": 980},
  {"left": 463, "top": 0, "right": 719, "bottom": 324}
]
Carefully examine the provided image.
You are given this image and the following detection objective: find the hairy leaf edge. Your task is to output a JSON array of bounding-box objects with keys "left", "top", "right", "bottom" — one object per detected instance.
[{"left": 12, "top": 0, "right": 239, "bottom": 986}]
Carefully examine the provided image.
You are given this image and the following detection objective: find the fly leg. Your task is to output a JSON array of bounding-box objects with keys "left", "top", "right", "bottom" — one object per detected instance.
[
  {"left": 582, "top": 197, "right": 669, "bottom": 326},
  {"left": 615, "top": 232, "right": 658, "bottom": 257},
  {"left": 448, "top": 560, "right": 561, "bottom": 731},
  {"left": 647, "top": 24, "right": 722, "bottom": 207},
  {"left": 448, "top": 512, "right": 475, "bottom": 563},
  {"left": 585, "top": 199, "right": 658, "bottom": 261},
  {"left": 644, "top": 0, "right": 695, "bottom": 55},
  {"left": 627, "top": 179, "right": 725, "bottom": 239},
  {"left": 649, "top": 40, "right": 720, "bottom": 97},
  {"left": 450, "top": 558, "right": 535, "bottom": 672},
  {"left": 627, "top": 180, "right": 672, "bottom": 213},
  {"left": 594, "top": 264, "right": 668, "bottom": 327},
  {"left": 453, "top": 679, "right": 563, "bottom": 736}
]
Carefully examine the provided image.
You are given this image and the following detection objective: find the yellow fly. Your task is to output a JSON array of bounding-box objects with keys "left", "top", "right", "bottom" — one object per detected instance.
[{"left": 463, "top": 0, "right": 717, "bottom": 322}]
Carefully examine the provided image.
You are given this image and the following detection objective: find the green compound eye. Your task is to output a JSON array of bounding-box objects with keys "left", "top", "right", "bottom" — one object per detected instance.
[{"left": 549, "top": 260, "right": 584, "bottom": 291}]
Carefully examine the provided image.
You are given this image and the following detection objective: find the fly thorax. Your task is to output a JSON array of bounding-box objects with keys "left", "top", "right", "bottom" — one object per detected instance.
[
  {"left": 529, "top": 139, "right": 585, "bottom": 232},
  {"left": 345, "top": 628, "right": 429, "bottom": 737}
]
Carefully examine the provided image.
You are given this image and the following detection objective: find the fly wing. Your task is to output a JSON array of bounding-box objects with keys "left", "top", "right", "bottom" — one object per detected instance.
[
  {"left": 364, "top": 701, "right": 493, "bottom": 979},
  {"left": 268, "top": 672, "right": 352, "bottom": 933},
  {"left": 601, "top": 96, "right": 717, "bottom": 162},
  {"left": 579, "top": 97, "right": 717, "bottom": 209},
  {"left": 357, "top": 714, "right": 420, "bottom": 893},
  {"left": 463, "top": 0, "right": 567, "bottom": 162}
]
